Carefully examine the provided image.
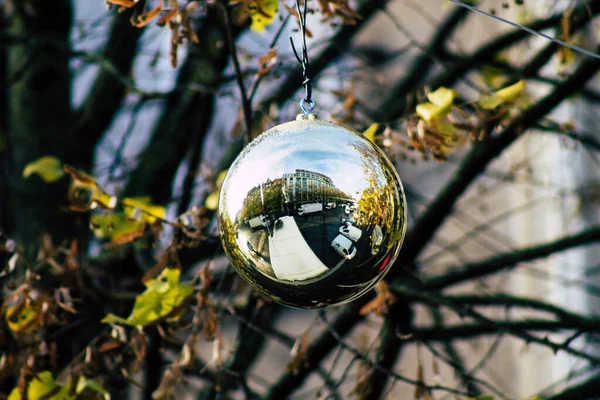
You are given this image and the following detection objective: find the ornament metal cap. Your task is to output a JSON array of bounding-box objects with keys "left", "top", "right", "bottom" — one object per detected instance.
[{"left": 296, "top": 113, "right": 317, "bottom": 121}]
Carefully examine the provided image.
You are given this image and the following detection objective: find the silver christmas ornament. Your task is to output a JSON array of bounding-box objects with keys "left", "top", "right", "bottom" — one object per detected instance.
[{"left": 217, "top": 114, "right": 407, "bottom": 308}]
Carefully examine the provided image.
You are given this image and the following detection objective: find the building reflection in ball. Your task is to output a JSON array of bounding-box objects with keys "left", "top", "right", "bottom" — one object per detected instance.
[{"left": 218, "top": 114, "right": 407, "bottom": 308}]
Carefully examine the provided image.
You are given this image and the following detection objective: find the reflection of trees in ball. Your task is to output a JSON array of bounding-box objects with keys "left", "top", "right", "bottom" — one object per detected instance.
[
  {"left": 352, "top": 140, "right": 405, "bottom": 255},
  {"left": 239, "top": 178, "right": 286, "bottom": 222},
  {"left": 218, "top": 210, "right": 245, "bottom": 270}
]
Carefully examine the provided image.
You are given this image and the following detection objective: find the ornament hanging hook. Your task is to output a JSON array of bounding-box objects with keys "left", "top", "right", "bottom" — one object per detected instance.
[{"left": 290, "top": 0, "right": 315, "bottom": 114}]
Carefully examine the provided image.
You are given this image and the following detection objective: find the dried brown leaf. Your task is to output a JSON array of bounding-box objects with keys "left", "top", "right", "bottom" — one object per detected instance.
[
  {"left": 414, "top": 363, "right": 425, "bottom": 399},
  {"left": 131, "top": 330, "right": 147, "bottom": 367},
  {"left": 109, "top": 223, "right": 146, "bottom": 246},
  {"left": 169, "top": 22, "right": 180, "bottom": 67},
  {"left": 97, "top": 340, "right": 124, "bottom": 353},
  {"left": 63, "top": 164, "right": 95, "bottom": 185},
  {"left": 198, "top": 268, "right": 212, "bottom": 308},
  {"left": 181, "top": 4, "right": 199, "bottom": 43},
  {"left": 257, "top": 64, "right": 276, "bottom": 76},
  {"left": 343, "top": 92, "right": 355, "bottom": 112},
  {"left": 64, "top": 239, "right": 79, "bottom": 271},
  {"left": 284, "top": 4, "right": 314, "bottom": 37},
  {"left": 152, "top": 367, "right": 180, "bottom": 399},
  {"left": 106, "top": 0, "right": 138, "bottom": 8},
  {"left": 257, "top": 47, "right": 278, "bottom": 66},
  {"left": 54, "top": 288, "right": 76, "bottom": 314},
  {"left": 317, "top": 0, "right": 361, "bottom": 24},
  {"left": 286, "top": 332, "right": 309, "bottom": 375},
  {"left": 202, "top": 306, "right": 218, "bottom": 340},
  {"left": 157, "top": 8, "right": 179, "bottom": 26},
  {"left": 131, "top": 1, "right": 162, "bottom": 27},
  {"left": 359, "top": 281, "right": 397, "bottom": 316}
]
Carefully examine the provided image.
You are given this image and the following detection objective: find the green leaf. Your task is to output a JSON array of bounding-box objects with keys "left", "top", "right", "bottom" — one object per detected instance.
[
  {"left": 250, "top": 0, "right": 278, "bottom": 32},
  {"left": 23, "top": 156, "right": 65, "bottom": 183},
  {"left": 362, "top": 123, "right": 379, "bottom": 142},
  {"left": 90, "top": 212, "right": 145, "bottom": 244},
  {"left": 416, "top": 87, "right": 458, "bottom": 122},
  {"left": 76, "top": 376, "right": 110, "bottom": 400},
  {"left": 477, "top": 80, "right": 526, "bottom": 110},
  {"left": 102, "top": 268, "right": 193, "bottom": 327}
]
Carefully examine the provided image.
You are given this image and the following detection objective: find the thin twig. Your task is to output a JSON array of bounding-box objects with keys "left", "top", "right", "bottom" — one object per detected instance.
[
  {"left": 430, "top": 308, "right": 482, "bottom": 396},
  {"left": 248, "top": 13, "right": 292, "bottom": 104},
  {"left": 417, "top": 225, "right": 600, "bottom": 290},
  {"left": 219, "top": 0, "right": 252, "bottom": 144}
]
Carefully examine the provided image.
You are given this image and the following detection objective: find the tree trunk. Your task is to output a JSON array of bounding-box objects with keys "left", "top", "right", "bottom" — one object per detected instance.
[{"left": 6, "top": 0, "right": 74, "bottom": 251}]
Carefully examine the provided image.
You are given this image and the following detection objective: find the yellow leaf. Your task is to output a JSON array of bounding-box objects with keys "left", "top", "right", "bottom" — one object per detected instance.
[
  {"left": 8, "top": 371, "right": 74, "bottom": 400},
  {"left": 477, "top": 80, "right": 526, "bottom": 110},
  {"left": 416, "top": 102, "right": 447, "bottom": 123},
  {"left": 5, "top": 301, "right": 42, "bottom": 333},
  {"left": 416, "top": 87, "right": 458, "bottom": 123},
  {"left": 23, "top": 156, "right": 65, "bottom": 183},
  {"left": 123, "top": 197, "right": 166, "bottom": 224},
  {"left": 205, "top": 169, "right": 229, "bottom": 211},
  {"left": 205, "top": 191, "right": 219, "bottom": 211},
  {"left": 494, "top": 80, "right": 526, "bottom": 102},
  {"left": 7, "top": 388, "right": 20, "bottom": 400},
  {"left": 75, "top": 376, "right": 110, "bottom": 400},
  {"left": 102, "top": 268, "right": 193, "bottom": 327},
  {"left": 362, "top": 123, "right": 379, "bottom": 142},
  {"left": 426, "top": 87, "right": 458, "bottom": 108},
  {"left": 250, "top": 0, "right": 278, "bottom": 32},
  {"left": 216, "top": 169, "right": 229, "bottom": 186},
  {"left": 64, "top": 165, "right": 115, "bottom": 210}
]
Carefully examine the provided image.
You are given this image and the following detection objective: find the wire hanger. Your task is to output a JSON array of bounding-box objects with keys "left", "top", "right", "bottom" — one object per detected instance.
[{"left": 290, "top": 0, "right": 316, "bottom": 114}]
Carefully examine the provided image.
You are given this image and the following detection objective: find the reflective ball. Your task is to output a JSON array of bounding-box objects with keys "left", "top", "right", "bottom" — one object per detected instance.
[{"left": 217, "top": 114, "right": 407, "bottom": 308}]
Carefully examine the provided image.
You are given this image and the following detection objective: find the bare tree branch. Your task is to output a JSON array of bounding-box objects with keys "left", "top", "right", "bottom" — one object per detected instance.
[
  {"left": 265, "top": 297, "right": 369, "bottom": 399},
  {"left": 376, "top": 0, "right": 600, "bottom": 120},
  {"left": 363, "top": 317, "right": 404, "bottom": 400},
  {"left": 408, "top": 320, "right": 597, "bottom": 342},
  {"left": 419, "top": 225, "right": 600, "bottom": 290},
  {"left": 210, "top": 300, "right": 280, "bottom": 398},
  {"left": 374, "top": 5, "right": 472, "bottom": 119},
  {"left": 5, "top": 0, "right": 74, "bottom": 247},
  {"left": 259, "top": 0, "right": 390, "bottom": 110},
  {"left": 431, "top": 308, "right": 482, "bottom": 396},
  {"left": 393, "top": 288, "right": 600, "bottom": 364},
  {"left": 361, "top": 8, "right": 473, "bottom": 396},
  {"left": 390, "top": 43, "right": 600, "bottom": 274},
  {"left": 546, "top": 372, "right": 600, "bottom": 400},
  {"left": 124, "top": 7, "right": 239, "bottom": 204},
  {"left": 219, "top": 0, "right": 252, "bottom": 143},
  {"left": 71, "top": 6, "right": 145, "bottom": 167},
  {"left": 535, "top": 122, "right": 600, "bottom": 153}
]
